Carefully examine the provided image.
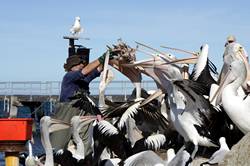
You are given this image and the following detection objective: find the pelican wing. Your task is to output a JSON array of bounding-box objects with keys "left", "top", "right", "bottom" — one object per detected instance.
[{"left": 172, "top": 80, "right": 217, "bottom": 137}]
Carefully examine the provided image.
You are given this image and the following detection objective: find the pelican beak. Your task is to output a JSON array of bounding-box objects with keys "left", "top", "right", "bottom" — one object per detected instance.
[
  {"left": 79, "top": 116, "right": 96, "bottom": 124},
  {"left": 211, "top": 69, "right": 235, "bottom": 105},
  {"left": 237, "top": 48, "right": 250, "bottom": 92},
  {"left": 139, "top": 89, "right": 163, "bottom": 107},
  {"left": 49, "top": 118, "right": 71, "bottom": 133},
  {"left": 223, "top": 45, "right": 250, "bottom": 93},
  {"left": 162, "top": 56, "right": 198, "bottom": 65},
  {"left": 122, "top": 56, "right": 198, "bottom": 68},
  {"left": 121, "top": 59, "right": 156, "bottom": 67}
]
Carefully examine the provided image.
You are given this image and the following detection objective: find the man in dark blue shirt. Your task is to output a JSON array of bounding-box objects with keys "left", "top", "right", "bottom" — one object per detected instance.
[
  {"left": 60, "top": 53, "right": 109, "bottom": 102},
  {"left": 50, "top": 52, "right": 113, "bottom": 153}
]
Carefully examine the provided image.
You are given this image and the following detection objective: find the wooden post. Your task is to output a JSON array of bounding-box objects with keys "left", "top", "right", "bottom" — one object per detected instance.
[
  {"left": 0, "top": 141, "right": 26, "bottom": 166},
  {"left": 5, "top": 152, "right": 19, "bottom": 166},
  {"left": 63, "top": 36, "right": 79, "bottom": 57}
]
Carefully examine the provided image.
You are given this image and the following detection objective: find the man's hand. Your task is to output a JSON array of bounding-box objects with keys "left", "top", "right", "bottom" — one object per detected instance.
[
  {"left": 98, "top": 52, "right": 106, "bottom": 65},
  {"left": 98, "top": 50, "right": 117, "bottom": 65}
]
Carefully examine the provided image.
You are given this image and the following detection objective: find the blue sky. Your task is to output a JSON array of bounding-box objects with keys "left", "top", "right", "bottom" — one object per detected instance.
[{"left": 0, "top": 0, "right": 249, "bottom": 82}]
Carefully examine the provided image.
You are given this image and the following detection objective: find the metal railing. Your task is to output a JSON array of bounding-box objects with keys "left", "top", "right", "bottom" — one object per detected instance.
[
  {"left": 0, "top": 81, "right": 61, "bottom": 96},
  {"left": 0, "top": 80, "right": 157, "bottom": 97}
]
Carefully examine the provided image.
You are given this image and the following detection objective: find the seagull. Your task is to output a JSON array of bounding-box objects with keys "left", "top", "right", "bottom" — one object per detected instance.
[
  {"left": 200, "top": 137, "right": 230, "bottom": 165},
  {"left": 168, "top": 147, "right": 192, "bottom": 166},
  {"left": 70, "top": 16, "right": 83, "bottom": 36},
  {"left": 166, "top": 148, "right": 176, "bottom": 164}
]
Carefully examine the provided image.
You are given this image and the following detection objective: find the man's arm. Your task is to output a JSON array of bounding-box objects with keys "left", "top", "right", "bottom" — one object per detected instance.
[
  {"left": 82, "top": 50, "right": 114, "bottom": 75},
  {"left": 81, "top": 59, "right": 102, "bottom": 75},
  {"left": 83, "top": 69, "right": 101, "bottom": 83}
]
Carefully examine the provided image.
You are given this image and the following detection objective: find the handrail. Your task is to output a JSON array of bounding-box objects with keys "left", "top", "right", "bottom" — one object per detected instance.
[{"left": 0, "top": 81, "right": 156, "bottom": 96}]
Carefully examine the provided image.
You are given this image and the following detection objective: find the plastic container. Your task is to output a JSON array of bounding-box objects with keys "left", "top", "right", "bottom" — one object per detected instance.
[{"left": 0, "top": 118, "right": 33, "bottom": 141}]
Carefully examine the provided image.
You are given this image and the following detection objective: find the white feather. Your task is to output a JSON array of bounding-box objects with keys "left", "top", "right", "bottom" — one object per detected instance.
[
  {"left": 144, "top": 134, "right": 166, "bottom": 150},
  {"left": 98, "top": 120, "right": 118, "bottom": 136},
  {"left": 201, "top": 137, "right": 230, "bottom": 165},
  {"left": 193, "top": 44, "right": 209, "bottom": 80},
  {"left": 118, "top": 101, "right": 141, "bottom": 129},
  {"left": 86, "top": 95, "right": 96, "bottom": 106},
  {"left": 56, "top": 149, "right": 64, "bottom": 155}
]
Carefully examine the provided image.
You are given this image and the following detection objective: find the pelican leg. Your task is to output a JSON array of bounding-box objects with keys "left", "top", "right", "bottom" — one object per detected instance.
[
  {"left": 191, "top": 143, "right": 198, "bottom": 159},
  {"left": 184, "top": 141, "right": 197, "bottom": 159}
]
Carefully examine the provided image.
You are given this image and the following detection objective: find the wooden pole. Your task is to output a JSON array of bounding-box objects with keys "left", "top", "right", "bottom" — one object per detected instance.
[
  {"left": 5, "top": 152, "right": 19, "bottom": 166},
  {"left": 0, "top": 141, "right": 27, "bottom": 166}
]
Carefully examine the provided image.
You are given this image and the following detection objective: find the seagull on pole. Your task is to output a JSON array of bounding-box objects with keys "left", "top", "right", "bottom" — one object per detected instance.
[{"left": 70, "top": 16, "right": 83, "bottom": 36}]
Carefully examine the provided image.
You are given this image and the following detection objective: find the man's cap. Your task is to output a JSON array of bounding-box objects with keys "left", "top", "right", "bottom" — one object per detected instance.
[
  {"left": 63, "top": 55, "right": 85, "bottom": 71},
  {"left": 227, "top": 35, "right": 236, "bottom": 42}
]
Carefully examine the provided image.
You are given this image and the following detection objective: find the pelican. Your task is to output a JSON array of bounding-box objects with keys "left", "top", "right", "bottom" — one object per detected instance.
[
  {"left": 99, "top": 50, "right": 115, "bottom": 110},
  {"left": 211, "top": 43, "right": 250, "bottom": 105},
  {"left": 123, "top": 147, "right": 191, "bottom": 166},
  {"left": 25, "top": 140, "right": 39, "bottom": 166},
  {"left": 189, "top": 44, "right": 218, "bottom": 96},
  {"left": 122, "top": 56, "right": 183, "bottom": 92},
  {"left": 166, "top": 79, "right": 224, "bottom": 159},
  {"left": 167, "top": 44, "right": 220, "bottom": 105},
  {"left": 123, "top": 150, "right": 168, "bottom": 166},
  {"left": 121, "top": 54, "right": 184, "bottom": 123},
  {"left": 70, "top": 116, "right": 96, "bottom": 160},
  {"left": 40, "top": 116, "right": 71, "bottom": 166},
  {"left": 108, "top": 40, "right": 142, "bottom": 100},
  {"left": 92, "top": 120, "right": 132, "bottom": 162},
  {"left": 162, "top": 44, "right": 218, "bottom": 97},
  {"left": 219, "top": 42, "right": 250, "bottom": 92},
  {"left": 40, "top": 115, "right": 96, "bottom": 166},
  {"left": 216, "top": 59, "right": 250, "bottom": 134},
  {"left": 122, "top": 48, "right": 199, "bottom": 110},
  {"left": 116, "top": 95, "right": 170, "bottom": 138}
]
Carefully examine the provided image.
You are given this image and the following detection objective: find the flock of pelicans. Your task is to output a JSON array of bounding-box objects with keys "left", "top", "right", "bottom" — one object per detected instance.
[{"left": 23, "top": 40, "right": 249, "bottom": 166}]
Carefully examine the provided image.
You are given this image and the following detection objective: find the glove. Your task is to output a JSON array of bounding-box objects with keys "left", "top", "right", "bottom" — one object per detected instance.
[
  {"left": 98, "top": 52, "right": 106, "bottom": 65},
  {"left": 98, "top": 50, "right": 117, "bottom": 65}
]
